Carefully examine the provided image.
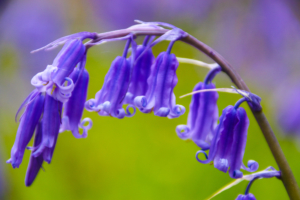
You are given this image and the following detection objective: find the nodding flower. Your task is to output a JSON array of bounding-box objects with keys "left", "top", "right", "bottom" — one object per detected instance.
[
  {"left": 196, "top": 98, "right": 258, "bottom": 179},
  {"left": 7, "top": 92, "right": 45, "bottom": 168},
  {"left": 235, "top": 193, "right": 256, "bottom": 200},
  {"left": 176, "top": 66, "right": 221, "bottom": 149},
  {"left": 60, "top": 64, "right": 92, "bottom": 138},
  {"left": 8, "top": 32, "right": 96, "bottom": 185},
  {"left": 140, "top": 41, "right": 185, "bottom": 118},
  {"left": 85, "top": 38, "right": 136, "bottom": 119},
  {"left": 30, "top": 32, "right": 96, "bottom": 102},
  {"left": 123, "top": 36, "right": 155, "bottom": 110}
]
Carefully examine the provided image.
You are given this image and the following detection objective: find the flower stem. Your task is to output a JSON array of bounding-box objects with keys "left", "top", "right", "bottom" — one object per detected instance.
[{"left": 88, "top": 27, "right": 300, "bottom": 199}]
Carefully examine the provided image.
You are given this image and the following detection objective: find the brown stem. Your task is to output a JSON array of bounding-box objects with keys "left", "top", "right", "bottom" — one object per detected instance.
[{"left": 89, "top": 27, "right": 300, "bottom": 199}]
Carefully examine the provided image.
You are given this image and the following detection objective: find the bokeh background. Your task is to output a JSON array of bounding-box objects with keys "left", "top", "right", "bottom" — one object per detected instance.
[{"left": 1, "top": 0, "right": 300, "bottom": 199}]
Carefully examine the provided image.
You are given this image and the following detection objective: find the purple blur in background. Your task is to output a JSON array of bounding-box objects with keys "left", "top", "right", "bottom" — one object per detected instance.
[{"left": 0, "top": 0, "right": 66, "bottom": 78}]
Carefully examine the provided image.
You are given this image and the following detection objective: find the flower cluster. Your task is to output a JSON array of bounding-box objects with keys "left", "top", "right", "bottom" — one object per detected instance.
[
  {"left": 7, "top": 32, "right": 96, "bottom": 186},
  {"left": 7, "top": 21, "right": 262, "bottom": 191},
  {"left": 8, "top": 22, "right": 188, "bottom": 186},
  {"left": 177, "top": 67, "right": 261, "bottom": 179}
]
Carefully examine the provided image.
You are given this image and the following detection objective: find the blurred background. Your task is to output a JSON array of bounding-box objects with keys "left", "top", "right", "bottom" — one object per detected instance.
[{"left": 0, "top": 0, "right": 300, "bottom": 199}]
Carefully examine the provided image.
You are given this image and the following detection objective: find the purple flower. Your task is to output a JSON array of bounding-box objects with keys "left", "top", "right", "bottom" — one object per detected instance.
[
  {"left": 7, "top": 92, "right": 45, "bottom": 168},
  {"left": 176, "top": 67, "right": 220, "bottom": 149},
  {"left": 236, "top": 193, "right": 256, "bottom": 200},
  {"left": 140, "top": 42, "right": 185, "bottom": 118},
  {"left": 31, "top": 32, "right": 96, "bottom": 102},
  {"left": 60, "top": 64, "right": 92, "bottom": 138},
  {"left": 25, "top": 121, "right": 43, "bottom": 187},
  {"left": 32, "top": 94, "right": 62, "bottom": 163},
  {"left": 196, "top": 101, "right": 258, "bottom": 178},
  {"left": 8, "top": 32, "right": 96, "bottom": 185},
  {"left": 123, "top": 36, "right": 155, "bottom": 110},
  {"left": 85, "top": 39, "right": 135, "bottom": 119}
]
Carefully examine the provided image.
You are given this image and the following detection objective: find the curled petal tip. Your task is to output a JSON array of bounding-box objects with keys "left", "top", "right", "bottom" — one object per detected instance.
[
  {"left": 125, "top": 105, "right": 136, "bottom": 117},
  {"left": 176, "top": 125, "right": 190, "bottom": 140},
  {"left": 248, "top": 160, "right": 259, "bottom": 172},
  {"left": 232, "top": 170, "right": 243, "bottom": 179},
  {"left": 134, "top": 96, "right": 147, "bottom": 108},
  {"left": 196, "top": 150, "right": 209, "bottom": 163}
]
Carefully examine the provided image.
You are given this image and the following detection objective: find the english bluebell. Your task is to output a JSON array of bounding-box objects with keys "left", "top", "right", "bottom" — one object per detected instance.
[
  {"left": 85, "top": 38, "right": 135, "bottom": 119},
  {"left": 140, "top": 41, "right": 185, "bottom": 118},
  {"left": 7, "top": 92, "right": 45, "bottom": 168},
  {"left": 176, "top": 67, "right": 220, "bottom": 149},
  {"left": 123, "top": 36, "right": 155, "bottom": 110},
  {"left": 25, "top": 121, "right": 43, "bottom": 186},
  {"left": 196, "top": 99, "right": 258, "bottom": 178},
  {"left": 8, "top": 32, "right": 96, "bottom": 185},
  {"left": 236, "top": 193, "right": 256, "bottom": 200},
  {"left": 60, "top": 60, "right": 92, "bottom": 138}
]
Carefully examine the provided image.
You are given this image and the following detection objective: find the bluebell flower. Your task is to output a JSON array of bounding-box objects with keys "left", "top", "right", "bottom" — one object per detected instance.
[
  {"left": 32, "top": 94, "right": 62, "bottom": 163},
  {"left": 123, "top": 36, "right": 155, "bottom": 110},
  {"left": 60, "top": 61, "right": 92, "bottom": 138},
  {"left": 196, "top": 98, "right": 258, "bottom": 178},
  {"left": 25, "top": 121, "right": 44, "bottom": 186},
  {"left": 8, "top": 32, "right": 96, "bottom": 185},
  {"left": 140, "top": 41, "right": 185, "bottom": 118},
  {"left": 31, "top": 32, "right": 96, "bottom": 102},
  {"left": 236, "top": 193, "right": 256, "bottom": 200},
  {"left": 85, "top": 38, "right": 136, "bottom": 119},
  {"left": 176, "top": 67, "right": 220, "bottom": 149},
  {"left": 7, "top": 92, "right": 45, "bottom": 168}
]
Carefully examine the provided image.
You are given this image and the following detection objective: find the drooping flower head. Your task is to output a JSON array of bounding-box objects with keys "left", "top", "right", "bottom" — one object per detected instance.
[
  {"left": 31, "top": 32, "right": 97, "bottom": 102},
  {"left": 7, "top": 92, "right": 45, "bottom": 168},
  {"left": 196, "top": 97, "right": 259, "bottom": 178},
  {"left": 8, "top": 32, "right": 96, "bottom": 185},
  {"left": 60, "top": 58, "right": 92, "bottom": 138},
  {"left": 176, "top": 66, "right": 221, "bottom": 149},
  {"left": 133, "top": 22, "right": 188, "bottom": 118},
  {"left": 123, "top": 36, "right": 155, "bottom": 110},
  {"left": 25, "top": 121, "right": 44, "bottom": 186},
  {"left": 236, "top": 193, "right": 256, "bottom": 200},
  {"left": 85, "top": 37, "right": 136, "bottom": 119}
]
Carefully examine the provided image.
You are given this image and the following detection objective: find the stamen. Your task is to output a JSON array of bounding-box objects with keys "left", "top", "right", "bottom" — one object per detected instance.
[
  {"left": 177, "top": 57, "right": 219, "bottom": 69},
  {"left": 51, "top": 84, "right": 57, "bottom": 95}
]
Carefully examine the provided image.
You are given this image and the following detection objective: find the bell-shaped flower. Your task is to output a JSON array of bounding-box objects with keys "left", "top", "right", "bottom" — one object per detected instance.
[
  {"left": 196, "top": 102, "right": 258, "bottom": 179},
  {"left": 60, "top": 66, "right": 92, "bottom": 138},
  {"left": 25, "top": 121, "right": 44, "bottom": 187},
  {"left": 141, "top": 43, "right": 185, "bottom": 118},
  {"left": 123, "top": 36, "right": 155, "bottom": 110},
  {"left": 236, "top": 194, "right": 256, "bottom": 200},
  {"left": 7, "top": 92, "right": 45, "bottom": 168},
  {"left": 176, "top": 67, "right": 221, "bottom": 149},
  {"left": 32, "top": 94, "right": 62, "bottom": 164},
  {"left": 85, "top": 39, "right": 135, "bottom": 119},
  {"left": 31, "top": 32, "right": 95, "bottom": 103}
]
